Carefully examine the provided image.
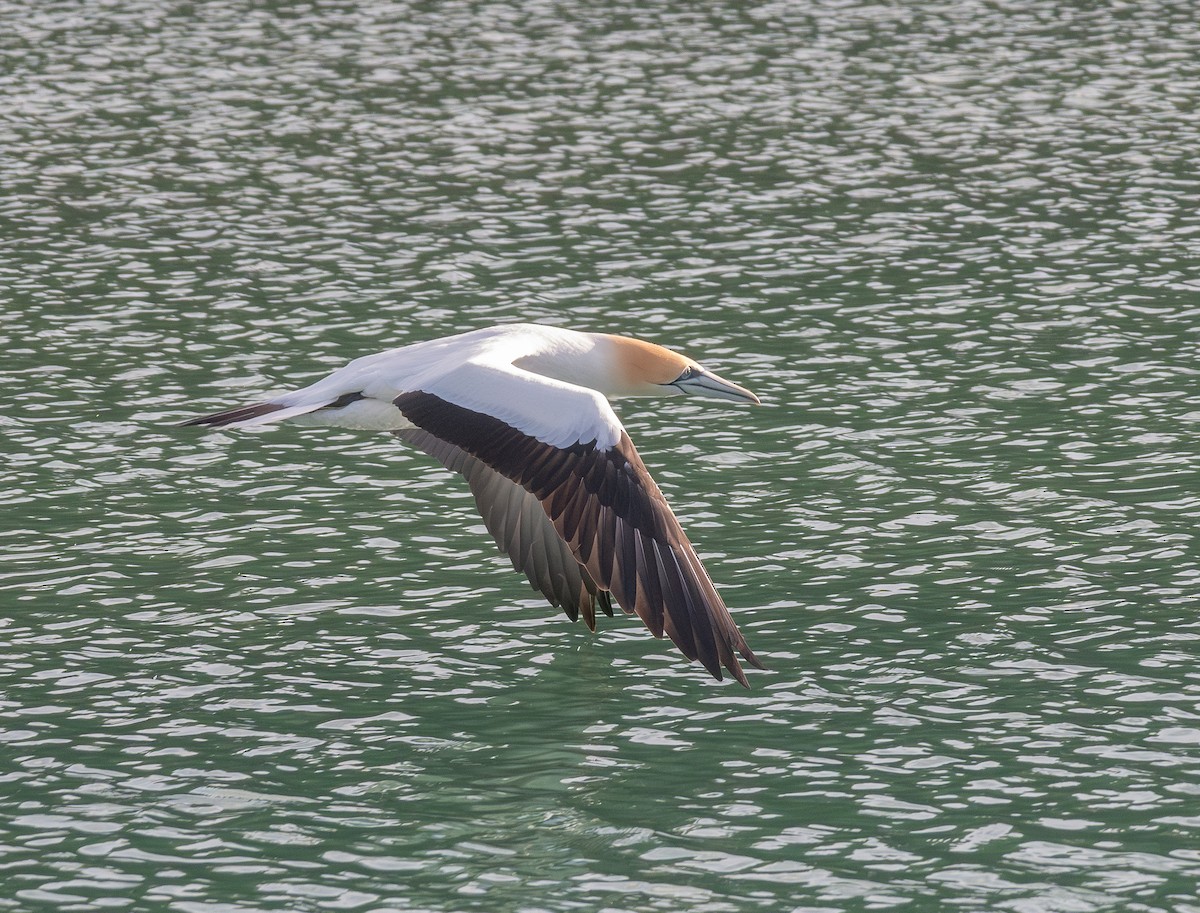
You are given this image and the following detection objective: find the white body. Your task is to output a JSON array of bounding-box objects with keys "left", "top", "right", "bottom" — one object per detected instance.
[{"left": 266, "top": 324, "right": 625, "bottom": 449}]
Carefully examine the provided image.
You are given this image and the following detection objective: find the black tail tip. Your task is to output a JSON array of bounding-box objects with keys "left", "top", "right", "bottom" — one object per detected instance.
[{"left": 178, "top": 402, "right": 283, "bottom": 428}]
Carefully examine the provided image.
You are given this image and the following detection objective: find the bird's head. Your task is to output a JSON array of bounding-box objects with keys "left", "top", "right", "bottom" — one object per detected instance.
[{"left": 602, "top": 334, "right": 761, "bottom": 404}]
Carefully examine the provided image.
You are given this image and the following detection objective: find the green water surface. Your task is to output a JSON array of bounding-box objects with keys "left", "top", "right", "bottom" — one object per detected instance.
[{"left": 3, "top": 2, "right": 1200, "bottom": 911}]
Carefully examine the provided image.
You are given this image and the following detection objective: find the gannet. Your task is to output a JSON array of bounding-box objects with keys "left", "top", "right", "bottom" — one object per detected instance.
[{"left": 182, "top": 323, "right": 765, "bottom": 685}]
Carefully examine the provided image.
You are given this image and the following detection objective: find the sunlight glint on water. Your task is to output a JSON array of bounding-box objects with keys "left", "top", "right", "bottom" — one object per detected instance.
[{"left": 3, "top": 2, "right": 1200, "bottom": 911}]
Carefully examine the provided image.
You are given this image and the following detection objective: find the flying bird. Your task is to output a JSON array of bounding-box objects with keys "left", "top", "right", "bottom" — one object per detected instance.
[{"left": 182, "top": 323, "right": 765, "bottom": 685}]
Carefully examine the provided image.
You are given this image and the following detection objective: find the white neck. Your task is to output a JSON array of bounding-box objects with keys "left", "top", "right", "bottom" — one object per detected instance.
[{"left": 511, "top": 328, "right": 619, "bottom": 394}]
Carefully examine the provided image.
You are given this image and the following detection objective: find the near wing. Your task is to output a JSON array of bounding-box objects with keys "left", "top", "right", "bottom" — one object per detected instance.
[
  {"left": 396, "top": 427, "right": 616, "bottom": 630},
  {"left": 394, "top": 364, "right": 764, "bottom": 685}
]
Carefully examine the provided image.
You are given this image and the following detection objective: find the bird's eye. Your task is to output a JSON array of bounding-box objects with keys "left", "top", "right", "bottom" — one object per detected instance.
[{"left": 674, "top": 366, "right": 698, "bottom": 383}]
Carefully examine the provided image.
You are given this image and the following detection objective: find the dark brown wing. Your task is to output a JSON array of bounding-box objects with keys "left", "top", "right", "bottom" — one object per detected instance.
[
  {"left": 395, "top": 428, "right": 615, "bottom": 630},
  {"left": 395, "top": 391, "right": 764, "bottom": 686}
]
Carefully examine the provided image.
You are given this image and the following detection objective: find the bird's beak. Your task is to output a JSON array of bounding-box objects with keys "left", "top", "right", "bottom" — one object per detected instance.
[{"left": 673, "top": 368, "right": 761, "bottom": 405}]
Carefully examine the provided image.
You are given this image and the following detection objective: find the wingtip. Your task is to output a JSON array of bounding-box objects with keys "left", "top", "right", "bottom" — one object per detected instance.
[
  {"left": 729, "top": 662, "right": 750, "bottom": 688},
  {"left": 740, "top": 645, "right": 767, "bottom": 672},
  {"left": 717, "top": 644, "right": 764, "bottom": 688},
  {"left": 700, "top": 656, "right": 750, "bottom": 688}
]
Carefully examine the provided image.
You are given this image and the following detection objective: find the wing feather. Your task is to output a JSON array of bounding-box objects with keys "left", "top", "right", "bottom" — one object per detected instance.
[
  {"left": 395, "top": 429, "right": 609, "bottom": 630},
  {"left": 394, "top": 386, "right": 763, "bottom": 685}
]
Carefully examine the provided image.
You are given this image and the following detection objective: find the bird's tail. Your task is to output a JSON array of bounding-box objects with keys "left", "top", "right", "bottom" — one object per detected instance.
[{"left": 179, "top": 400, "right": 326, "bottom": 429}]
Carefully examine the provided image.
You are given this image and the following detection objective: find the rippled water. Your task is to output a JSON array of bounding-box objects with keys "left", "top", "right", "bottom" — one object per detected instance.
[{"left": 5, "top": 1, "right": 1200, "bottom": 910}]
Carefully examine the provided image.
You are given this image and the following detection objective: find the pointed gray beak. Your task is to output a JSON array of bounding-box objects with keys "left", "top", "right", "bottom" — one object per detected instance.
[{"left": 672, "top": 368, "right": 761, "bottom": 405}]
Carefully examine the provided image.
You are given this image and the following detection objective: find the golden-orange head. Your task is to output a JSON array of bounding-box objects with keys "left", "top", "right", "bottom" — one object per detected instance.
[{"left": 601, "top": 334, "right": 760, "bottom": 403}]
